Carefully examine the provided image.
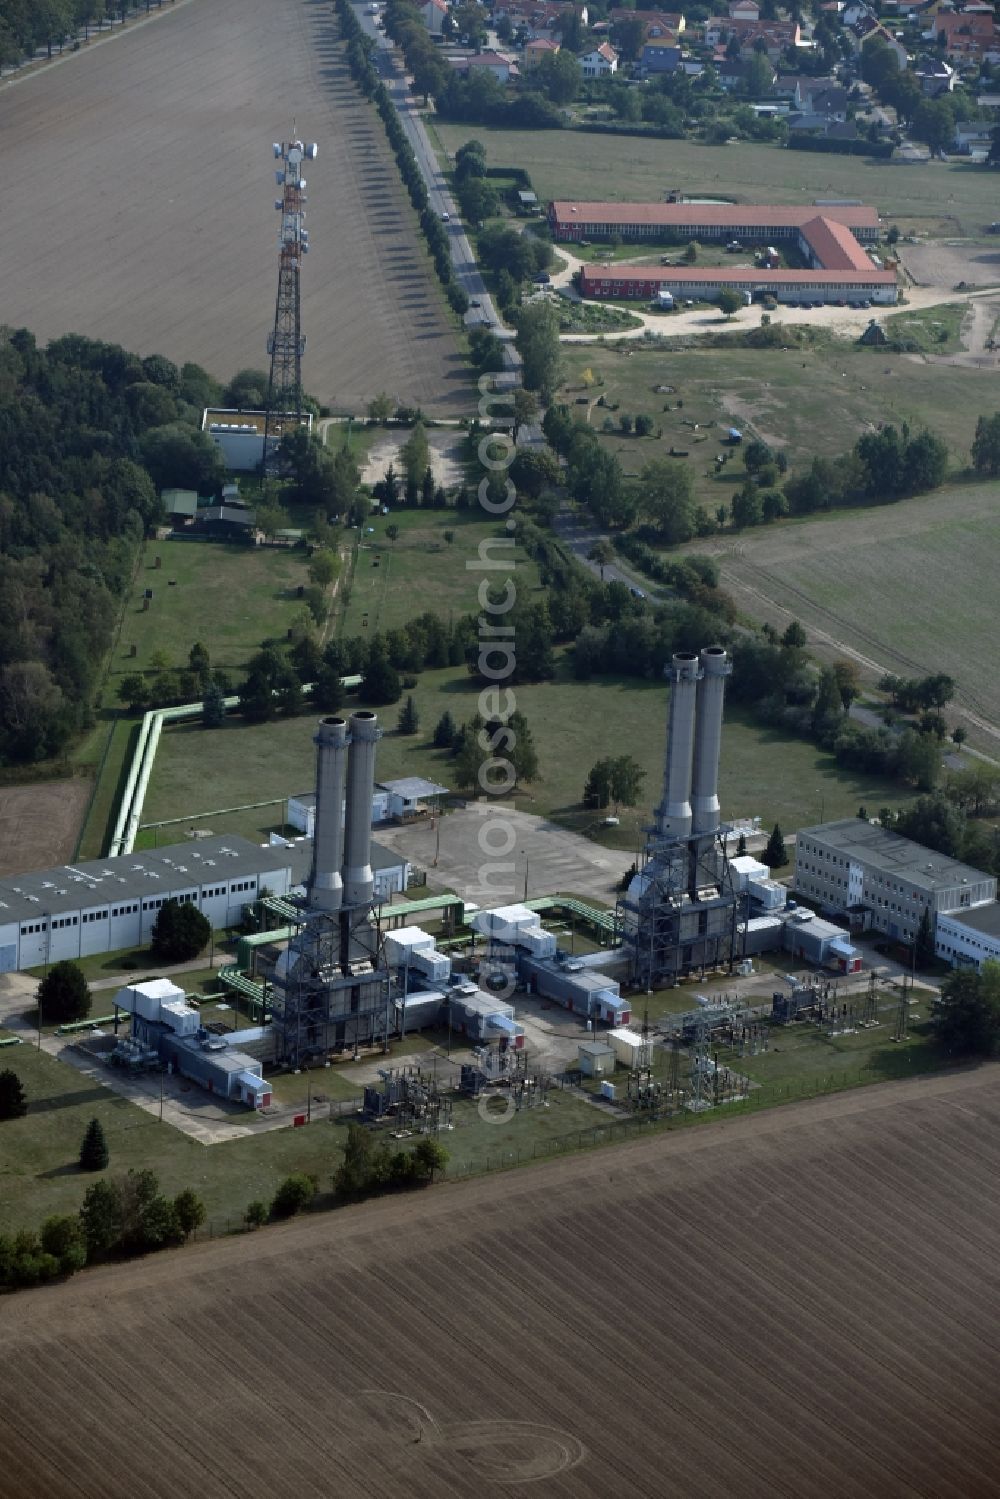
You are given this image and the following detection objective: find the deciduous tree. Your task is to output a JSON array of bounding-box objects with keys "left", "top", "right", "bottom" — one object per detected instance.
[{"left": 38, "top": 961, "right": 91, "bottom": 1025}]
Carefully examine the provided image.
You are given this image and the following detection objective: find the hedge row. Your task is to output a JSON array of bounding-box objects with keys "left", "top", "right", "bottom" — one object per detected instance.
[{"left": 788, "top": 134, "right": 894, "bottom": 159}]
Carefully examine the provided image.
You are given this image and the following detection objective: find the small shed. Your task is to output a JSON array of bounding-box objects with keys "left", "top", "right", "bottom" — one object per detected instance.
[
  {"left": 161, "top": 488, "right": 199, "bottom": 520},
  {"left": 578, "top": 1040, "right": 615, "bottom": 1077}
]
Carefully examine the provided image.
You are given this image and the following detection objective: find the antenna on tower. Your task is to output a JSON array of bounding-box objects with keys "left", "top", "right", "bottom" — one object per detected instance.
[{"left": 265, "top": 131, "right": 318, "bottom": 458}]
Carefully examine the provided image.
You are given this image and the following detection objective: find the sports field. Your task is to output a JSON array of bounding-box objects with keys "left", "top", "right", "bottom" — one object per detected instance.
[
  {"left": 0, "top": 0, "right": 470, "bottom": 413},
  {"left": 142, "top": 664, "right": 917, "bottom": 848},
  {"left": 4, "top": 1065, "right": 999, "bottom": 1497},
  {"left": 434, "top": 121, "right": 1000, "bottom": 232}
]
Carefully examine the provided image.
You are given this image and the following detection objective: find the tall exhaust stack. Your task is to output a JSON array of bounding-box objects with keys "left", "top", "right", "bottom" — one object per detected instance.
[
  {"left": 308, "top": 716, "right": 348, "bottom": 911},
  {"left": 655, "top": 652, "right": 701, "bottom": 838},
  {"left": 342, "top": 710, "right": 382, "bottom": 909},
  {"left": 690, "top": 646, "right": 732, "bottom": 836}
]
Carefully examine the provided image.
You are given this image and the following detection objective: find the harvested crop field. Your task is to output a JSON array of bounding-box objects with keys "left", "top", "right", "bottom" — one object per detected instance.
[
  {"left": 0, "top": 0, "right": 471, "bottom": 414},
  {"left": 0, "top": 779, "right": 91, "bottom": 877},
  {"left": 5, "top": 1067, "right": 1000, "bottom": 1498},
  {"left": 697, "top": 482, "right": 1000, "bottom": 744}
]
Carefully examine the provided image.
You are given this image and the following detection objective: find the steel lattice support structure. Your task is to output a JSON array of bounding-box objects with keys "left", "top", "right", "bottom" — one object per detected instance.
[
  {"left": 265, "top": 134, "right": 317, "bottom": 445},
  {"left": 618, "top": 828, "right": 739, "bottom": 991}
]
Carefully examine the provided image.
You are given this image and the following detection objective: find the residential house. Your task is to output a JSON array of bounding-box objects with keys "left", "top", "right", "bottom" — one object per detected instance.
[
  {"left": 953, "top": 120, "right": 993, "bottom": 153},
  {"left": 808, "top": 83, "right": 850, "bottom": 119},
  {"left": 580, "top": 40, "right": 619, "bottom": 73},
  {"left": 610, "top": 7, "right": 685, "bottom": 35},
  {"left": 496, "top": 1, "right": 588, "bottom": 40},
  {"left": 705, "top": 15, "right": 802, "bottom": 60},
  {"left": 463, "top": 49, "right": 519, "bottom": 80},
  {"left": 850, "top": 15, "right": 909, "bottom": 65},
  {"left": 729, "top": 0, "right": 759, "bottom": 16},
  {"left": 640, "top": 37, "right": 683, "bottom": 71},
  {"left": 914, "top": 56, "right": 956, "bottom": 93},
  {"left": 789, "top": 113, "right": 860, "bottom": 139},
  {"left": 933, "top": 10, "right": 998, "bottom": 62},
  {"left": 421, "top": 0, "right": 448, "bottom": 34},
  {"left": 522, "top": 35, "right": 561, "bottom": 64}
]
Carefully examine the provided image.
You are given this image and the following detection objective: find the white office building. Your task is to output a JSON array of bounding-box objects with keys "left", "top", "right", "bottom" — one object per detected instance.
[{"left": 795, "top": 819, "right": 995, "bottom": 946}]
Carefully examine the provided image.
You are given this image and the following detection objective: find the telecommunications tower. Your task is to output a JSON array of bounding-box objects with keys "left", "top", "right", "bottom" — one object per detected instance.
[{"left": 265, "top": 131, "right": 318, "bottom": 444}]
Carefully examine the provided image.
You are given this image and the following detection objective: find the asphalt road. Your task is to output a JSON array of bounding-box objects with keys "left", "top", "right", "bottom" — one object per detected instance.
[
  {"left": 355, "top": 2, "right": 521, "bottom": 381},
  {"left": 553, "top": 505, "right": 653, "bottom": 597}
]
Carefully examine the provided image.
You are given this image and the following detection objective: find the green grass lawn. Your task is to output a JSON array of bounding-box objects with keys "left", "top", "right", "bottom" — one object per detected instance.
[
  {"left": 110, "top": 537, "right": 313, "bottom": 686},
  {"left": 558, "top": 337, "right": 993, "bottom": 521},
  {"left": 0, "top": 1034, "right": 599, "bottom": 1235},
  {"left": 433, "top": 123, "right": 999, "bottom": 232},
  {"left": 883, "top": 302, "right": 966, "bottom": 354},
  {"left": 339, "top": 508, "right": 538, "bottom": 637},
  {"left": 143, "top": 660, "right": 917, "bottom": 853}
]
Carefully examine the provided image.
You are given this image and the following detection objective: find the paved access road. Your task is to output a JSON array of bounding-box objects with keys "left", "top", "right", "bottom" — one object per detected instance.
[{"left": 355, "top": 2, "right": 521, "bottom": 378}]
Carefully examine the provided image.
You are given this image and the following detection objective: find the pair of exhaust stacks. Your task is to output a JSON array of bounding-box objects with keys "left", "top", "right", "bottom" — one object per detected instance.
[
  {"left": 655, "top": 645, "right": 732, "bottom": 843},
  {"left": 309, "top": 711, "right": 383, "bottom": 915},
  {"left": 305, "top": 642, "right": 731, "bottom": 911}
]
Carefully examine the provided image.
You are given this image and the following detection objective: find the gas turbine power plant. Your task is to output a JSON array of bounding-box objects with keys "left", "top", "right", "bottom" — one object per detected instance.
[
  {"left": 619, "top": 646, "right": 739, "bottom": 989},
  {"left": 271, "top": 712, "right": 394, "bottom": 1065}
]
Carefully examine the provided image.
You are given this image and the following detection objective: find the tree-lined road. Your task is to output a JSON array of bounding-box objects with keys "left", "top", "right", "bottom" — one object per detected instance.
[{"left": 354, "top": 2, "right": 521, "bottom": 379}]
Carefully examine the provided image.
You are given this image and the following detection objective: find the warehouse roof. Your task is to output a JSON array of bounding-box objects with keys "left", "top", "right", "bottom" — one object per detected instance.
[
  {"left": 798, "top": 820, "right": 994, "bottom": 894},
  {"left": 286, "top": 839, "right": 410, "bottom": 886},
  {"left": 0, "top": 837, "right": 292, "bottom": 927},
  {"left": 939, "top": 902, "right": 1000, "bottom": 938}
]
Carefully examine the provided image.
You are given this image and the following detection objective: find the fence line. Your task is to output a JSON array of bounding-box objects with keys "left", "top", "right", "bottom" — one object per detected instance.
[{"left": 188, "top": 1061, "right": 934, "bottom": 1241}]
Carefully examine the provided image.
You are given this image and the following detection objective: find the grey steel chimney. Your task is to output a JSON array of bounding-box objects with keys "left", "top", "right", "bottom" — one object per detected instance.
[
  {"left": 654, "top": 652, "right": 701, "bottom": 838},
  {"left": 308, "top": 715, "right": 348, "bottom": 911},
  {"left": 342, "top": 710, "right": 382, "bottom": 909},
  {"left": 690, "top": 646, "right": 732, "bottom": 835}
]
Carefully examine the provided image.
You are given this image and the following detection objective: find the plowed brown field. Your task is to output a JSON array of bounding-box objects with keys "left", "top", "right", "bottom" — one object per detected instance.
[
  {"left": 4, "top": 1067, "right": 1000, "bottom": 1497},
  {"left": 0, "top": 0, "right": 470, "bottom": 413}
]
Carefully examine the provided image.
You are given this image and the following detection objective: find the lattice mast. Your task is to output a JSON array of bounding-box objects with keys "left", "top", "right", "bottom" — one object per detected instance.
[{"left": 266, "top": 130, "right": 317, "bottom": 439}]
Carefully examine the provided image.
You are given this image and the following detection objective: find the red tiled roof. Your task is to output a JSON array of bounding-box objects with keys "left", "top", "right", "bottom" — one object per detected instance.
[
  {"left": 798, "top": 215, "right": 873, "bottom": 271},
  {"left": 580, "top": 265, "right": 897, "bottom": 287},
  {"left": 549, "top": 201, "right": 880, "bottom": 231}
]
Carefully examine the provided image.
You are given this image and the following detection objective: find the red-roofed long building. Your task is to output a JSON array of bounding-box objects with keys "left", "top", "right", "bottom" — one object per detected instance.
[{"left": 556, "top": 200, "right": 896, "bottom": 306}]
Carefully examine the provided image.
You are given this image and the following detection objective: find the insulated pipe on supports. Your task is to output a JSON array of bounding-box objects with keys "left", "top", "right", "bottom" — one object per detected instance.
[
  {"left": 654, "top": 652, "right": 701, "bottom": 838},
  {"left": 308, "top": 716, "right": 348, "bottom": 912},
  {"left": 691, "top": 646, "right": 732, "bottom": 836},
  {"left": 342, "top": 711, "right": 382, "bottom": 909}
]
